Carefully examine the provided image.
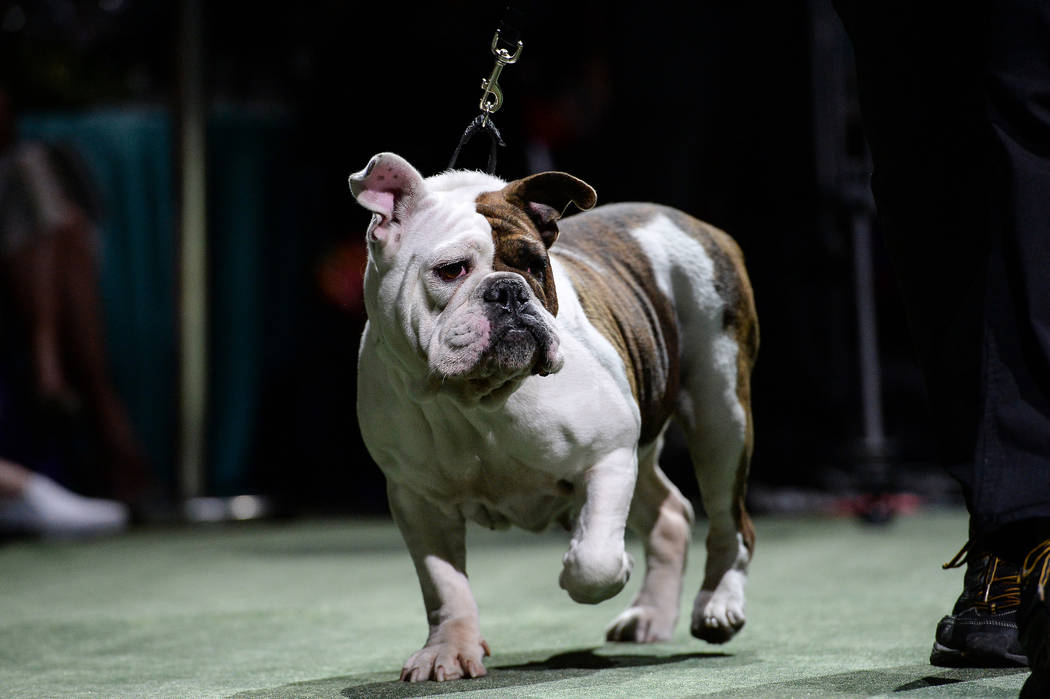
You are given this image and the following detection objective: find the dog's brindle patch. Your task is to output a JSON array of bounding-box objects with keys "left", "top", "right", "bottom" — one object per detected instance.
[
  {"left": 475, "top": 191, "right": 560, "bottom": 317},
  {"left": 553, "top": 208, "right": 680, "bottom": 446},
  {"left": 474, "top": 192, "right": 758, "bottom": 551}
]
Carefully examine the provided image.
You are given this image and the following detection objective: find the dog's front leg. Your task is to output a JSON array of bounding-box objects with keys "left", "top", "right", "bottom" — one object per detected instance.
[
  {"left": 559, "top": 447, "right": 637, "bottom": 604},
  {"left": 387, "top": 481, "right": 490, "bottom": 682}
]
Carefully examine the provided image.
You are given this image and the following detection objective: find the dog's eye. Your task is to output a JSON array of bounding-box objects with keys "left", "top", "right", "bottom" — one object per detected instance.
[
  {"left": 435, "top": 260, "right": 471, "bottom": 282},
  {"left": 528, "top": 261, "right": 546, "bottom": 279}
]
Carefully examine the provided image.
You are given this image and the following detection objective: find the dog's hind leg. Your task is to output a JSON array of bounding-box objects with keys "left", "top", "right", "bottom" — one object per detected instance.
[
  {"left": 605, "top": 435, "right": 694, "bottom": 643},
  {"left": 679, "top": 328, "right": 756, "bottom": 645}
]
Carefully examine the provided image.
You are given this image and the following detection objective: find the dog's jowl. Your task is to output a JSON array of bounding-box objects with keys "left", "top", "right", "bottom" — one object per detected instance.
[{"left": 350, "top": 152, "right": 758, "bottom": 682}]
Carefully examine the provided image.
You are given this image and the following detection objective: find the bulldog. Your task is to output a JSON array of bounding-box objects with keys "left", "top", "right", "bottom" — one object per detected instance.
[{"left": 350, "top": 152, "right": 758, "bottom": 683}]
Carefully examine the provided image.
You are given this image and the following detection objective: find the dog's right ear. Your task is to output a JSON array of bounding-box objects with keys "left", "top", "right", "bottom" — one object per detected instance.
[
  {"left": 348, "top": 153, "right": 424, "bottom": 243},
  {"left": 503, "top": 172, "right": 597, "bottom": 248}
]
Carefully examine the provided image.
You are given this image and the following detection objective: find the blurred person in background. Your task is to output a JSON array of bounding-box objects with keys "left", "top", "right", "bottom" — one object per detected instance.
[{"left": 0, "top": 86, "right": 145, "bottom": 533}]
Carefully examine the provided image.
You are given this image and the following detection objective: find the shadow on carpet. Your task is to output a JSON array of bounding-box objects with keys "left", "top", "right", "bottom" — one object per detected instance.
[
  {"left": 231, "top": 653, "right": 1029, "bottom": 698},
  {"left": 699, "top": 665, "right": 1028, "bottom": 697},
  {"left": 231, "top": 648, "right": 748, "bottom": 698}
]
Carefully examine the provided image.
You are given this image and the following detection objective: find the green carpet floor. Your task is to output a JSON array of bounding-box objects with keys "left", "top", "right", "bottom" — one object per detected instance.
[{"left": 0, "top": 508, "right": 1030, "bottom": 698}]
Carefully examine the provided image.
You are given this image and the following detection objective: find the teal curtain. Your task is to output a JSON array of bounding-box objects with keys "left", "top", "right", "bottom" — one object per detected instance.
[{"left": 206, "top": 106, "right": 295, "bottom": 496}]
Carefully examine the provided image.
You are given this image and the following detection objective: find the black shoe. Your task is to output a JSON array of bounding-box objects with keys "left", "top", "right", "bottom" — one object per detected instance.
[
  {"left": 1018, "top": 538, "right": 1050, "bottom": 698},
  {"left": 930, "top": 542, "right": 1028, "bottom": 668}
]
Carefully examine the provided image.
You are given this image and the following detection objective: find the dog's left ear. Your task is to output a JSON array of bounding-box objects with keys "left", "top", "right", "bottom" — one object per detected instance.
[{"left": 503, "top": 172, "right": 597, "bottom": 248}]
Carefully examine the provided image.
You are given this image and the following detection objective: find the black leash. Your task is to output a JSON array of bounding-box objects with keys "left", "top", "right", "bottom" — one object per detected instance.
[
  {"left": 448, "top": 7, "right": 524, "bottom": 174},
  {"left": 448, "top": 115, "right": 506, "bottom": 177}
]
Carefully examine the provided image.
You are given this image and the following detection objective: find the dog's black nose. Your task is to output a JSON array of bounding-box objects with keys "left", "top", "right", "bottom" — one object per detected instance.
[{"left": 484, "top": 276, "right": 530, "bottom": 314}]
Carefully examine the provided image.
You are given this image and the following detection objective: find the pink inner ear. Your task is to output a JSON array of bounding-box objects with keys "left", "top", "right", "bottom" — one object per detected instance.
[{"left": 358, "top": 190, "right": 395, "bottom": 218}]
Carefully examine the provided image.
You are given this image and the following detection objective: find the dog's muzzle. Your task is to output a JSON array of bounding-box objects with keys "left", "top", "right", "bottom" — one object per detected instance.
[{"left": 480, "top": 274, "right": 559, "bottom": 378}]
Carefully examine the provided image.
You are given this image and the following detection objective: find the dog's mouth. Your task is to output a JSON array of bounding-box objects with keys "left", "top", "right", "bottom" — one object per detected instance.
[
  {"left": 429, "top": 311, "right": 562, "bottom": 403},
  {"left": 465, "top": 322, "right": 553, "bottom": 390},
  {"left": 486, "top": 318, "right": 550, "bottom": 374}
]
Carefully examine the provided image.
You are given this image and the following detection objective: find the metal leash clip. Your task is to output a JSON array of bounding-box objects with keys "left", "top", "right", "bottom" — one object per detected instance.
[{"left": 479, "top": 29, "right": 523, "bottom": 126}]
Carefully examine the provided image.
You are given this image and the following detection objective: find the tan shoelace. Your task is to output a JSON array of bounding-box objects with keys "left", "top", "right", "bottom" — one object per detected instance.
[
  {"left": 943, "top": 541, "right": 1021, "bottom": 613},
  {"left": 1022, "top": 538, "right": 1050, "bottom": 603},
  {"left": 977, "top": 556, "right": 1021, "bottom": 613},
  {"left": 942, "top": 541, "right": 970, "bottom": 570}
]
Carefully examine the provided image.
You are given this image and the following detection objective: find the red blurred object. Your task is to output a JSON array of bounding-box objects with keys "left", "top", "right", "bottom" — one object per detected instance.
[
  {"left": 317, "top": 241, "right": 367, "bottom": 314},
  {"left": 831, "top": 492, "right": 925, "bottom": 523}
]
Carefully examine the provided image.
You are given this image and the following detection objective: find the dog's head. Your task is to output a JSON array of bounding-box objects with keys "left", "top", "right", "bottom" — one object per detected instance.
[{"left": 350, "top": 152, "right": 596, "bottom": 404}]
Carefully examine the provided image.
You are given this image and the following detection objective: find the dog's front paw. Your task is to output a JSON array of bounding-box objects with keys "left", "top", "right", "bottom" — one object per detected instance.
[
  {"left": 689, "top": 571, "right": 746, "bottom": 643},
  {"left": 559, "top": 545, "right": 633, "bottom": 604},
  {"left": 400, "top": 624, "right": 491, "bottom": 682},
  {"left": 606, "top": 604, "right": 677, "bottom": 643}
]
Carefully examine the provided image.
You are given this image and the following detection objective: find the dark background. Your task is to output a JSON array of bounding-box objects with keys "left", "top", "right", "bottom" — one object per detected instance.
[{"left": 0, "top": 0, "right": 952, "bottom": 516}]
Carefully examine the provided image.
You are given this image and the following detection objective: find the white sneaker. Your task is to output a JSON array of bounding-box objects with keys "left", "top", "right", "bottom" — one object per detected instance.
[{"left": 0, "top": 474, "right": 129, "bottom": 537}]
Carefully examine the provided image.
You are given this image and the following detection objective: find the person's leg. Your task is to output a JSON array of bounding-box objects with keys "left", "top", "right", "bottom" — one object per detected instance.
[
  {"left": 53, "top": 214, "right": 149, "bottom": 500},
  {"left": 973, "top": 1, "right": 1050, "bottom": 692},
  {"left": 970, "top": 0, "right": 1050, "bottom": 555}
]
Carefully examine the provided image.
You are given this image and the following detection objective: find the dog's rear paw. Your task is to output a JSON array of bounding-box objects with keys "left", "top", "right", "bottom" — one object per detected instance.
[
  {"left": 606, "top": 605, "right": 676, "bottom": 643},
  {"left": 400, "top": 637, "right": 491, "bottom": 682},
  {"left": 690, "top": 577, "right": 746, "bottom": 644}
]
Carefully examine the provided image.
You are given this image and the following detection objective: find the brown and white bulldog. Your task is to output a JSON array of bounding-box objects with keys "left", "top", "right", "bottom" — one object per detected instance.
[{"left": 350, "top": 152, "right": 758, "bottom": 682}]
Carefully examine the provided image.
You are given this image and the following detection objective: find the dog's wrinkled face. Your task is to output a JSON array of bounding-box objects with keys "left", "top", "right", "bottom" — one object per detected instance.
[{"left": 349, "top": 153, "right": 596, "bottom": 404}]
